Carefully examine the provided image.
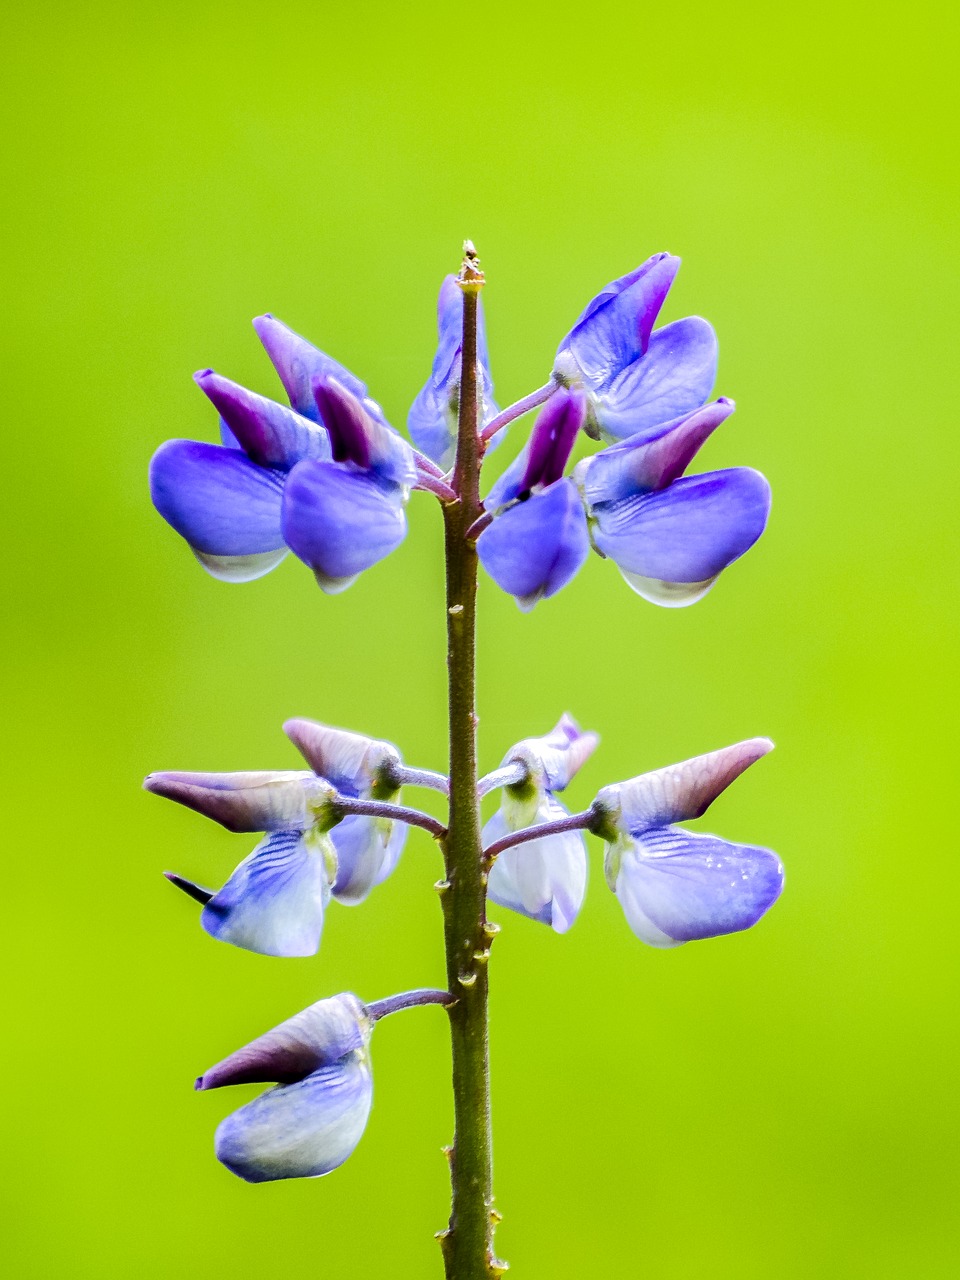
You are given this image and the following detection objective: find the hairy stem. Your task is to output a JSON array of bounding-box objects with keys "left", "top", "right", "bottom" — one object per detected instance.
[
  {"left": 367, "top": 988, "right": 453, "bottom": 1021},
  {"left": 439, "top": 244, "right": 502, "bottom": 1279},
  {"left": 330, "top": 795, "right": 447, "bottom": 840},
  {"left": 479, "top": 379, "right": 556, "bottom": 443},
  {"left": 482, "top": 808, "right": 596, "bottom": 861}
]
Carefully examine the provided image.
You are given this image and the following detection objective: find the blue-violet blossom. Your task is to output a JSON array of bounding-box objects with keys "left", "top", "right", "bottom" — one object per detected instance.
[
  {"left": 479, "top": 391, "right": 770, "bottom": 608},
  {"left": 144, "top": 721, "right": 408, "bottom": 955},
  {"left": 484, "top": 715, "right": 598, "bottom": 933},
  {"left": 149, "top": 315, "right": 416, "bottom": 591},
  {"left": 553, "top": 251, "right": 717, "bottom": 443},
  {"left": 196, "top": 992, "right": 374, "bottom": 1182},
  {"left": 593, "top": 738, "right": 784, "bottom": 947}
]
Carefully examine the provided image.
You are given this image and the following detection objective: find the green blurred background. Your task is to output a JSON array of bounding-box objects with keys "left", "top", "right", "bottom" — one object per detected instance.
[{"left": 3, "top": 1, "right": 958, "bottom": 1275}]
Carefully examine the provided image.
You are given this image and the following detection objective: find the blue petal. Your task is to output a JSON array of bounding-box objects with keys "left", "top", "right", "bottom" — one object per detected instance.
[
  {"left": 478, "top": 479, "right": 589, "bottom": 611},
  {"left": 149, "top": 439, "right": 287, "bottom": 581},
  {"left": 282, "top": 461, "right": 408, "bottom": 592},
  {"left": 331, "top": 814, "right": 407, "bottom": 905},
  {"left": 201, "top": 829, "right": 334, "bottom": 957},
  {"left": 500, "top": 714, "right": 598, "bottom": 794},
  {"left": 253, "top": 314, "right": 387, "bottom": 427},
  {"left": 594, "top": 317, "right": 718, "bottom": 441},
  {"left": 214, "top": 1051, "right": 372, "bottom": 1182},
  {"left": 578, "top": 399, "right": 735, "bottom": 505},
  {"left": 282, "top": 719, "right": 402, "bottom": 799},
  {"left": 615, "top": 825, "right": 784, "bottom": 947},
  {"left": 408, "top": 276, "right": 499, "bottom": 468},
  {"left": 143, "top": 769, "right": 331, "bottom": 833},
  {"left": 197, "top": 994, "right": 370, "bottom": 1089},
  {"left": 590, "top": 468, "right": 771, "bottom": 605},
  {"left": 595, "top": 738, "right": 773, "bottom": 836},
  {"left": 408, "top": 379, "right": 455, "bottom": 469},
  {"left": 195, "top": 370, "right": 331, "bottom": 470},
  {"left": 312, "top": 376, "right": 416, "bottom": 492},
  {"left": 485, "top": 389, "right": 585, "bottom": 510},
  {"left": 557, "top": 253, "right": 680, "bottom": 387},
  {"left": 484, "top": 801, "right": 587, "bottom": 934}
]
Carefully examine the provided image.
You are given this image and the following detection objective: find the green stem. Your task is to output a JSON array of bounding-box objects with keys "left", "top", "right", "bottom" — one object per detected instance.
[{"left": 439, "top": 244, "right": 503, "bottom": 1279}]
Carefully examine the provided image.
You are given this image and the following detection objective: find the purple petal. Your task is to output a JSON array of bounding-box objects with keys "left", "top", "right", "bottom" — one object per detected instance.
[
  {"left": 196, "top": 993, "right": 369, "bottom": 1090},
  {"left": 312, "top": 376, "right": 372, "bottom": 467},
  {"left": 486, "top": 390, "right": 585, "bottom": 510},
  {"left": 579, "top": 399, "right": 735, "bottom": 505},
  {"left": 253, "top": 314, "right": 385, "bottom": 426},
  {"left": 213, "top": 1052, "right": 372, "bottom": 1182},
  {"left": 408, "top": 277, "right": 499, "bottom": 467},
  {"left": 478, "top": 478, "right": 589, "bottom": 611},
  {"left": 407, "top": 379, "right": 454, "bottom": 469},
  {"left": 502, "top": 714, "right": 599, "bottom": 793},
  {"left": 614, "top": 826, "right": 784, "bottom": 946},
  {"left": 201, "top": 829, "right": 334, "bottom": 957},
  {"left": 484, "top": 802, "right": 588, "bottom": 934},
  {"left": 149, "top": 439, "right": 287, "bottom": 581},
  {"left": 282, "top": 719, "right": 401, "bottom": 796},
  {"left": 557, "top": 253, "right": 680, "bottom": 386},
  {"left": 590, "top": 468, "right": 771, "bottom": 605},
  {"left": 282, "top": 461, "right": 408, "bottom": 592},
  {"left": 330, "top": 814, "right": 407, "bottom": 905},
  {"left": 195, "top": 370, "right": 330, "bottom": 470},
  {"left": 593, "top": 317, "right": 718, "bottom": 441},
  {"left": 143, "top": 769, "right": 333, "bottom": 833},
  {"left": 596, "top": 739, "right": 773, "bottom": 834}
]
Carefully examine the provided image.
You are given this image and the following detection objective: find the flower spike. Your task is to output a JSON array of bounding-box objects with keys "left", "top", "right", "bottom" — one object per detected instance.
[
  {"left": 483, "top": 716, "right": 598, "bottom": 933},
  {"left": 594, "top": 739, "right": 783, "bottom": 947}
]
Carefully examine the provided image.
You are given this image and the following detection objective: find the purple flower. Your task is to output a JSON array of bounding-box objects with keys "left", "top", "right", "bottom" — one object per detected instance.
[
  {"left": 479, "top": 393, "right": 770, "bottom": 609},
  {"left": 149, "top": 316, "right": 416, "bottom": 591},
  {"left": 593, "top": 738, "right": 783, "bottom": 947},
  {"left": 196, "top": 993, "right": 374, "bottom": 1183},
  {"left": 484, "top": 715, "right": 598, "bottom": 933},
  {"left": 144, "top": 722, "right": 409, "bottom": 955},
  {"left": 553, "top": 252, "right": 718, "bottom": 443},
  {"left": 408, "top": 275, "right": 499, "bottom": 469}
]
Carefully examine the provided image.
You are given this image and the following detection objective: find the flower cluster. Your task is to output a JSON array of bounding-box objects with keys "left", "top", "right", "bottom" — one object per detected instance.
[
  {"left": 147, "top": 250, "right": 783, "bottom": 1204},
  {"left": 148, "top": 713, "right": 782, "bottom": 1179},
  {"left": 150, "top": 252, "right": 770, "bottom": 610}
]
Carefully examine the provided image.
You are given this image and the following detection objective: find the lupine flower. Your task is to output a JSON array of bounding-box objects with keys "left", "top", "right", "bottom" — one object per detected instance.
[
  {"left": 145, "top": 722, "right": 408, "bottom": 954},
  {"left": 408, "top": 274, "right": 499, "bottom": 469},
  {"left": 484, "top": 715, "right": 598, "bottom": 932},
  {"left": 552, "top": 252, "right": 718, "bottom": 443},
  {"left": 479, "top": 392, "right": 770, "bottom": 608},
  {"left": 592, "top": 738, "right": 783, "bottom": 947},
  {"left": 196, "top": 993, "right": 374, "bottom": 1183},
  {"left": 144, "top": 769, "right": 340, "bottom": 956},
  {"left": 149, "top": 315, "right": 416, "bottom": 591}
]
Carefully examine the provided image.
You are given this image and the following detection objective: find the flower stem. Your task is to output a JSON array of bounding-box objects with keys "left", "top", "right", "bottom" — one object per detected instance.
[
  {"left": 479, "top": 379, "right": 557, "bottom": 443},
  {"left": 329, "top": 796, "right": 447, "bottom": 840},
  {"left": 476, "top": 761, "right": 528, "bottom": 798},
  {"left": 439, "top": 243, "right": 503, "bottom": 1279},
  {"left": 482, "top": 808, "right": 597, "bottom": 861},
  {"left": 367, "top": 988, "right": 453, "bottom": 1021}
]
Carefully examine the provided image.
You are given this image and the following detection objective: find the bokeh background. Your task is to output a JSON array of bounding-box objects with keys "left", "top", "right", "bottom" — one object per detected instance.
[{"left": 3, "top": 1, "right": 958, "bottom": 1275}]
